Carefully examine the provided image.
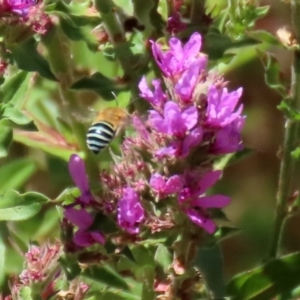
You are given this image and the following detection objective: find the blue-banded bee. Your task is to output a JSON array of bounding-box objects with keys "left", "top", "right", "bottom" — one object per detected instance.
[{"left": 86, "top": 107, "right": 127, "bottom": 154}]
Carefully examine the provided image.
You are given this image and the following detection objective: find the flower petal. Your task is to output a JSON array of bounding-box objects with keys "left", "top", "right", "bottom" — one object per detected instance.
[
  {"left": 181, "top": 106, "right": 198, "bottom": 130},
  {"left": 73, "top": 230, "right": 105, "bottom": 247},
  {"left": 64, "top": 208, "right": 93, "bottom": 229},
  {"left": 185, "top": 209, "right": 216, "bottom": 233},
  {"left": 150, "top": 173, "right": 166, "bottom": 193},
  {"left": 149, "top": 110, "right": 167, "bottom": 133},
  {"left": 68, "top": 154, "right": 90, "bottom": 197},
  {"left": 197, "top": 170, "right": 222, "bottom": 194},
  {"left": 191, "top": 195, "right": 231, "bottom": 208},
  {"left": 165, "top": 175, "right": 183, "bottom": 194}
]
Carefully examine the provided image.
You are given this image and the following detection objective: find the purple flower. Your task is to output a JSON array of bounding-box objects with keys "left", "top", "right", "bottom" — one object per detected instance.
[
  {"left": 151, "top": 32, "right": 207, "bottom": 78},
  {"left": 174, "top": 60, "right": 202, "bottom": 102},
  {"left": 149, "top": 101, "right": 198, "bottom": 137},
  {"left": 64, "top": 207, "right": 105, "bottom": 247},
  {"left": 68, "top": 154, "right": 92, "bottom": 204},
  {"left": 179, "top": 170, "right": 230, "bottom": 233},
  {"left": 118, "top": 187, "right": 145, "bottom": 234},
  {"left": 4, "top": 0, "right": 37, "bottom": 16},
  {"left": 150, "top": 173, "right": 183, "bottom": 197},
  {"left": 73, "top": 230, "right": 105, "bottom": 247},
  {"left": 155, "top": 126, "right": 203, "bottom": 159},
  {"left": 211, "top": 120, "right": 244, "bottom": 154},
  {"left": 206, "top": 85, "right": 244, "bottom": 128},
  {"left": 138, "top": 77, "right": 167, "bottom": 109}
]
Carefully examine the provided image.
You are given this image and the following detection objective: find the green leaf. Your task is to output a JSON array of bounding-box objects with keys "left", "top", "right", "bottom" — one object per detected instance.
[
  {"left": 195, "top": 244, "right": 226, "bottom": 298},
  {"left": 3, "top": 103, "right": 32, "bottom": 125},
  {"left": 52, "top": 11, "right": 98, "bottom": 51},
  {"left": 71, "top": 72, "right": 127, "bottom": 100},
  {"left": 130, "top": 245, "right": 155, "bottom": 266},
  {"left": 213, "top": 148, "right": 255, "bottom": 170},
  {"left": 0, "top": 71, "right": 30, "bottom": 105},
  {"left": 204, "top": 28, "right": 233, "bottom": 60},
  {"left": 59, "top": 255, "right": 81, "bottom": 280},
  {"left": 82, "top": 265, "right": 129, "bottom": 290},
  {"left": 11, "top": 38, "right": 57, "bottom": 81},
  {"left": 133, "top": 0, "right": 164, "bottom": 34},
  {"left": 227, "top": 252, "right": 300, "bottom": 300},
  {"left": 13, "top": 129, "right": 79, "bottom": 161},
  {"left": 291, "top": 147, "right": 300, "bottom": 160},
  {"left": 257, "top": 50, "right": 287, "bottom": 96},
  {"left": 0, "top": 190, "right": 49, "bottom": 221},
  {"left": 154, "top": 244, "right": 172, "bottom": 269},
  {"left": 19, "top": 286, "right": 33, "bottom": 300},
  {"left": 255, "top": 6, "right": 270, "bottom": 18},
  {"left": 141, "top": 265, "right": 155, "bottom": 300},
  {"left": 248, "top": 30, "right": 281, "bottom": 47},
  {"left": 0, "top": 120, "right": 13, "bottom": 158},
  {"left": 0, "top": 158, "right": 36, "bottom": 193},
  {"left": 213, "top": 226, "right": 241, "bottom": 242},
  {"left": 277, "top": 97, "right": 300, "bottom": 120}
]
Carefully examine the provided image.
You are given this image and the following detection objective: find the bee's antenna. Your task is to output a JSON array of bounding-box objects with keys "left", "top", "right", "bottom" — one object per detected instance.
[{"left": 111, "top": 91, "right": 119, "bottom": 107}]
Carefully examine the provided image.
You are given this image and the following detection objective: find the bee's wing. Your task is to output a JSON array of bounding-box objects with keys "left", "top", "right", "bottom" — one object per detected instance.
[{"left": 71, "top": 108, "right": 98, "bottom": 124}]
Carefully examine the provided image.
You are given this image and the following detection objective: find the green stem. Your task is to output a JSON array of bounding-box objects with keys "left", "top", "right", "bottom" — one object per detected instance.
[
  {"left": 93, "top": 0, "right": 148, "bottom": 113},
  {"left": 266, "top": 0, "right": 300, "bottom": 260},
  {"left": 42, "top": 26, "right": 99, "bottom": 183}
]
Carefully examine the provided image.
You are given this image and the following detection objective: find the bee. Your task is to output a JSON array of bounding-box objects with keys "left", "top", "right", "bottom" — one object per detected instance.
[{"left": 86, "top": 107, "right": 127, "bottom": 154}]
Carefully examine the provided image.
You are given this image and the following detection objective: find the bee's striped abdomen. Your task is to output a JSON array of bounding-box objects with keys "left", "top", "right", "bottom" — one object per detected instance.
[{"left": 86, "top": 121, "right": 115, "bottom": 154}]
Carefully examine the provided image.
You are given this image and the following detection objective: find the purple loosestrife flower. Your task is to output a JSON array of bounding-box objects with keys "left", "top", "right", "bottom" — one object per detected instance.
[
  {"left": 64, "top": 207, "right": 105, "bottom": 247},
  {"left": 150, "top": 173, "right": 183, "bottom": 198},
  {"left": 206, "top": 85, "right": 244, "bottom": 128},
  {"left": 174, "top": 60, "right": 203, "bottom": 102},
  {"left": 211, "top": 120, "right": 244, "bottom": 154},
  {"left": 138, "top": 77, "right": 167, "bottom": 109},
  {"left": 118, "top": 187, "right": 145, "bottom": 234},
  {"left": 151, "top": 32, "right": 207, "bottom": 79},
  {"left": 68, "top": 154, "right": 92, "bottom": 205},
  {"left": 149, "top": 101, "right": 198, "bottom": 137},
  {"left": 4, "top": 0, "right": 37, "bottom": 16},
  {"left": 179, "top": 170, "right": 230, "bottom": 233},
  {"left": 155, "top": 127, "right": 203, "bottom": 159}
]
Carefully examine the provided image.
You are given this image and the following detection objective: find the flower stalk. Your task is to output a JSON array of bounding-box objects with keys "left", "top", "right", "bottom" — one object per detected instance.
[
  {"left": 266, "top": 0, "right": 300, "bottom": 259},
  {"left": 93, "top": 0, "right": 149, "bottom": 113},
  {"left": 41, "top": 26, "right": 99, "bottom": 182}
]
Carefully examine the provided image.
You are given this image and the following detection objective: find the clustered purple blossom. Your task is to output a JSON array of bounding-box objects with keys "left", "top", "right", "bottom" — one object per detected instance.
[
  {"left": 65, "top": 32, "right": 245, "bottom": 248},
  {"left": 3, "top": 0, "right": 37, "bottom": 16}
]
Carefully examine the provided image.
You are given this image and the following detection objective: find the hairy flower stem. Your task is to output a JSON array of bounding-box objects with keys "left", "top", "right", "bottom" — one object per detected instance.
[
  {"left": 93, "top": 0, "right": 148, "bottom": 113},
  {"left": 170, "top": 222, "right": 201, "bottom": 299},
  {"left": 267, "top": 0, "right": 300, "bottom": 260},
  {"left": 42, "top": 26, "right": 99, "bottom": 183}
]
